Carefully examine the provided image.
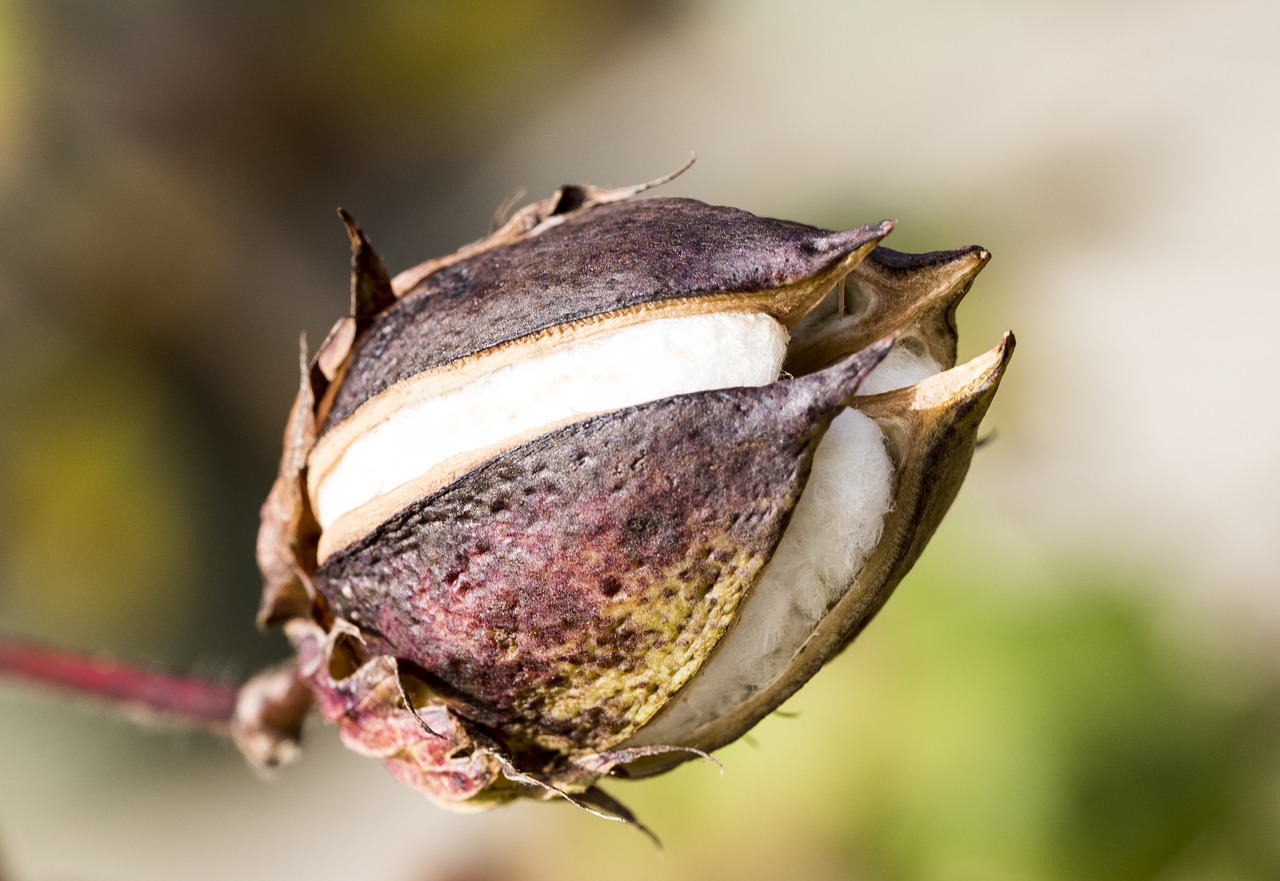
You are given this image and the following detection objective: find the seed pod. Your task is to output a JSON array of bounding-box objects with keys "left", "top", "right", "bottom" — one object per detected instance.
[{"left": 245, "top": 169, "right": 1013, "bottom": 823}]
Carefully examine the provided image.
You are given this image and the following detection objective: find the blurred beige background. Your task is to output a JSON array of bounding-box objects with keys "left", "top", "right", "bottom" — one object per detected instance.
[{"left": 1, "top": 1, "right": 1278, "bottom": 879}]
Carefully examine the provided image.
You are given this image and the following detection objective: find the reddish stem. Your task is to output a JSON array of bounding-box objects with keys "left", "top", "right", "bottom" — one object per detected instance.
[{"left": 0, "top": 636, "right": 239, "bottom": 733}]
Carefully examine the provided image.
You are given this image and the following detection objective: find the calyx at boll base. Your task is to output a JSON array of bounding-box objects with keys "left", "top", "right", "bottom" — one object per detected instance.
[{"left": 237, "top": 166, "right": 1015, "bottom": 826}]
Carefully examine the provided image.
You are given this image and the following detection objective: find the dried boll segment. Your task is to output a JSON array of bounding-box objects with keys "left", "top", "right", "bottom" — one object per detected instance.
[
  {"left": 625, "top": 405, "right": 894, "bottom": 749},
  {"left": 319, "top": 199, "right": 892, "bottom": 430},
  {"left": 312, "top": 311, "right": 791, "bottom": 545},
  {"left": 608, "top": 251, "right": 1004, "bottom": 752},
  {"left": 286, "top": 619, "right": 513, "bottom": 808},
  {"left": 306, "top": 199, "right": 893, "bottom": 545},
  {"left": 623, "top": 335, "right": 1014, "bottom": 767}
]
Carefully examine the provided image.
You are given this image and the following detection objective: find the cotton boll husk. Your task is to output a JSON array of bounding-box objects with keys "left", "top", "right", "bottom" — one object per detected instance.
[
  {"left": 312, "top": 312, "right": 788, "bottom": 529},
  {"left": 244, "top": 172, "right": 1009, "bottom": 818},
  {"left": 629, "top": 407, "right": 894, "bottom": 745}
]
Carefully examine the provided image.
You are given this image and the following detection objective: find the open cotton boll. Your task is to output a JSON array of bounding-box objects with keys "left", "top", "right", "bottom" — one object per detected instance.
[
  {"left": 629, "top": 408, "right": 894, "bottom": 746},
  {"left": 312, "top": 311, "right": 789, "bottom": 530}
]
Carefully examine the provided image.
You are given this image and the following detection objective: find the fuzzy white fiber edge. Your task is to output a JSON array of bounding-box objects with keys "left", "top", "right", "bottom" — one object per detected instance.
[
  {"left": 312, "top": 312, "right": 789, "bottom": 530},
  {"left": 857, "top": 344, "right": 941, "bottom": 396}
]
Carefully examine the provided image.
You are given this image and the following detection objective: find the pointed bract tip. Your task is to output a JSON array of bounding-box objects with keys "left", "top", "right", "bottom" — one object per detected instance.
[
  {"left": 946, "top": 244, "right": 990, "bottom": 274},
  {"left": 959, "top": 245, "right": 993, "bottom": 280},
  {"left": 810, "top": 220, "right": 895, "bottom": 255},
  {"left": 991, "top": 331, "right": 1016, "bottom": 380},
  {"left": 853, "top": 331, "right": 1014, "bottom": 425},
  {"left": 980, "top": 331, "right": 1016, "bottom": 383},
  {"left": 633, "top": 153, "right": 697, "bottom": 193},
  {"left": 587, "top": 155, "right": 699, "bottom": 207},
  {"left": 338, "top": 208, "right": 395, "bottom": 321},
  {"left": 336, "top": 207, "right": 363, "bottom": 246},
  {"left": 860, "top": 242, "right": 989, "bottom": 281},
  {"left": 926, "top": 331, "right": 1015, "bottom": 408}
]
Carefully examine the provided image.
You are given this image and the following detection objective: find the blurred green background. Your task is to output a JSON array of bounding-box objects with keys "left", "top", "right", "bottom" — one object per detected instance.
[{"left": 2, "top": 1, "right": 1278, "bottom": 879}]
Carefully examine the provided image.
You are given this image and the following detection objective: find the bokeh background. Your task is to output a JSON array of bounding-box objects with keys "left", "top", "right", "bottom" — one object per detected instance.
[{"left": 2, "top": 1, "right": 1279, "bottom": 879}]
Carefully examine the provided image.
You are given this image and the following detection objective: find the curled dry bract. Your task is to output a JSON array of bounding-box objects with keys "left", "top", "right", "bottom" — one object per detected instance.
[{"left": 242, "top": 168, "right": 1013, "bottom": 824}]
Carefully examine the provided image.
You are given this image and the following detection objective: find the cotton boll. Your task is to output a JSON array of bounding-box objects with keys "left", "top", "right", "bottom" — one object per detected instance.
[
  {"left": 313, "top": 312, "right": 788, "bottom": 529},
  {"left": 248, "top": 178, "right": 1010, "bottom": 814},
  {"left": 629, "top": 408, "right": 894, "bottom": 745}
]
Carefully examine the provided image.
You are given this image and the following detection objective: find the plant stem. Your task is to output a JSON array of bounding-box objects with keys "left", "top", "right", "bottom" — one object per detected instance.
[{"left": 0, "top": 636, "right": 238, "bottom": 734}]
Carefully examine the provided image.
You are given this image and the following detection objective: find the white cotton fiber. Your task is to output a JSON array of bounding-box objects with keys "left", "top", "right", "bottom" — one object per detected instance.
[
  {"left": 857, "top": 342, "right": 940, "bottom": 395},
  {"left": 313, "top": 312, "right": 789, "bottom": 529},
  {"left": 629, "top": 408, "right": 894, "bottom": 745}
]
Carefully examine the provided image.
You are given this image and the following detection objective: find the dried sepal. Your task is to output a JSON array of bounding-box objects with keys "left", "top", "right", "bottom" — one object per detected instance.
[
  {"left": 230, "top": 660, "right": 313, "bottom": 770},
  {"left": 286, "top": 618, "right": 516, "bottom": 808},
  {"left": 255, "top": 341, "right": 320, "bottom": 628},
  {"left": 337, "top": 208, "right": 395, "bottom": 329}
]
